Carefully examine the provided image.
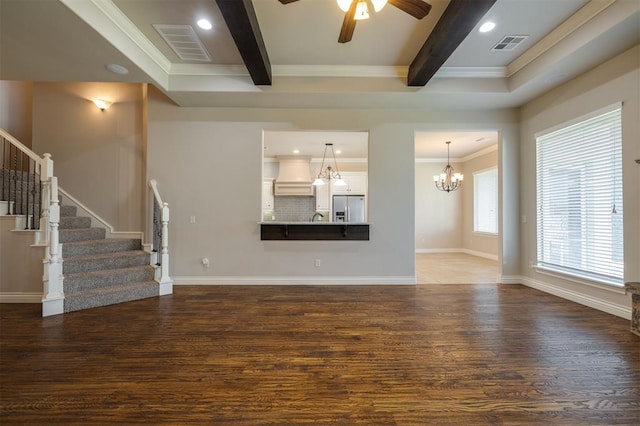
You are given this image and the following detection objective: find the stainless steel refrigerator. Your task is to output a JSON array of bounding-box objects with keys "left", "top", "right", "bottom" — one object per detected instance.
[{"left": 333, "top": 195, "right": 366, "bottom": 223}]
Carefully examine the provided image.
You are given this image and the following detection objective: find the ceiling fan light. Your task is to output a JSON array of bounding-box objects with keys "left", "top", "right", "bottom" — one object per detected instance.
[
  {"left": 371, "top": 0, "right": 387, "bottom": 12},
  {"left": 336, "top": 0, "right": 352, "bottom": 12},
  {"left": 354, "top": 0, "right": 369, "bottom": 20}
]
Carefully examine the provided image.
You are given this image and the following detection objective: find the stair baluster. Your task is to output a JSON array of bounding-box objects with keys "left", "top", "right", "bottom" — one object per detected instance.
[{"left": 1, "top": 139, "right": 7, "bottom": 205}]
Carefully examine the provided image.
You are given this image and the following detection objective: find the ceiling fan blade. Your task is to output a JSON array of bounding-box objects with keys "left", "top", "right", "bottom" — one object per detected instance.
[
  {"left": 338, "top": 1, "right": 358, "bottom": 43},
  {"left": 278, "top": 0, "right": 300, "bottom": 4},
  {"left": 388, "top": 0, "right": 432, "bottom": 19}
]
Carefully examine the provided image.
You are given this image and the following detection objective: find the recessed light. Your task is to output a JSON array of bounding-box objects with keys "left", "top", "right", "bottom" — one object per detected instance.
[
  {"left": 335, "top": 150, "right": 342, "bottom": 154},
  {"left": 105, "top": 63, "right": 129, "bottom": 75},
  {"left": 197, "top": 19, "right": 212, "bottom": 30},
  {"left": 479, "top": 22, "right": 496, "bottom": 33},
  {"left": 292, "top": 149, "right": 300, "bottom": 154}
]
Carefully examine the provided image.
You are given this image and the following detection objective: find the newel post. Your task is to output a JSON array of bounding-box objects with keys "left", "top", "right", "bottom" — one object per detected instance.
[
  {"left": 42, "top": 175, "right": 64, "bottom": 316},
  {"left": 158, "top": 202, "right": 172, "bottom": 295}
]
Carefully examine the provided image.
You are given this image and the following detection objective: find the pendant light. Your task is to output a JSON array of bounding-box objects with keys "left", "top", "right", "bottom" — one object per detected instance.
[
  {"left": 313, "top": 143, "right": 347, "bottom": 187},
  {"left": 434, "top": 141, "right": 463, "bottom": 192}
]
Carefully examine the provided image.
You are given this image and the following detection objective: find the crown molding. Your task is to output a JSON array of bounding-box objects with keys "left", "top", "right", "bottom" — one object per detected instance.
[
  {"left": 434, "top": 67, "right": 507, "bottom": 78},
  {"left": 166, "top": 64, "right": 506, "bottom": 80},
  {"left": 461, "top": 144, "right": 498, "bottom": 162},
  {"left": 170, "top": 63, "right": 249, "bottom": 76},
  {"left": 506, "top": 0, "right": 617, "bottom": 77}
]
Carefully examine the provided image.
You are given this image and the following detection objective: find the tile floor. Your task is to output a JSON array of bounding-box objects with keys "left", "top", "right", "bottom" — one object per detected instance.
[{"left": 416, "top": 252, "right": 500, "bottom": 284}]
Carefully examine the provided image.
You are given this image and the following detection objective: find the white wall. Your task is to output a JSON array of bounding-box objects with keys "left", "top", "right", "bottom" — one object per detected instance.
[
  {"left": 31, "top": 82, "right": 145, "bottom": 232},
  {"left": 147, "top": 86, "right": 519, "bottom": 282},
  {"left": 518, "top": 45, "right": 640, "bottom": 318}
]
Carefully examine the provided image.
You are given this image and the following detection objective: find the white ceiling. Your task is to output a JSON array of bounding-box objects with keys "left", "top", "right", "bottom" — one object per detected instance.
[{"left": 1, "top": 0, "right": 638, "bottom": 157}]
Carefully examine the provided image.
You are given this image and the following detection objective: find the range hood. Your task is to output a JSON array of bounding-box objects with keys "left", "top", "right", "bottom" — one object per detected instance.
[{"left": 274, "top": 156, "right": 314, "bottom": 196}]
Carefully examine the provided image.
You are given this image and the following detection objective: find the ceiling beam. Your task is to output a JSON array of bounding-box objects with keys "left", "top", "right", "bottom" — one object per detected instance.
[
  {"left": 408, "top": 0, "right": 497, "bottom": 86},
  {"left": 215, "top": 0, "right": 272, "bottom": 85}
]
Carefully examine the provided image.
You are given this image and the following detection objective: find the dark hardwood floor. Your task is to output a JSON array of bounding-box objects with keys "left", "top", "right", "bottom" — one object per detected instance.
[{"left": 1, "top": 284, "right": 639, "bottom": 424}]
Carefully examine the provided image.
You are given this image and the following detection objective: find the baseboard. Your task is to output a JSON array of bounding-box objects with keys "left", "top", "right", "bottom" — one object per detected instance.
[
  {"left": 416, "top": 248, "right": 462, "bottom": 254},
  {"left": 173, "top": 276, "right": 417, "bottom": 286},
  {"left": 500, "top": 275, "right": 522, "bottom": 284},
  {"left": 519, "top": 276, "right": 631, "bottom": 320},
  {"left": 415, "top": 248, "right": 499, "bottom": 261},
  {"left": 0, "top": 292, "right": 42, "bottom": 303},
  {"left": 461, "top": 249, "right": 498, "bottom": 261}
]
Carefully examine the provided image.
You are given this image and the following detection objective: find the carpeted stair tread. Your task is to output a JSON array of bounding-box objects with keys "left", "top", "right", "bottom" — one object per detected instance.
[
  {"left": 62, "top": 238, "right": 142, "bottom": 257},
  {"left": 59, "top": 227, "right": 106, "bottom": 243},
  {"left": 64, "top": 265, "right": 155, "bottom": 293},
  {"left": 63, "top": 281, "right": 159, "bottom": 313},
  {"left": 59, "top": 216, "right": 92, "bottom": 229},
  {"left": 63, "top": 250, "right": 150, "bottom": 274},
  {"left": 60, "top": 205, "right": 77, "bottom": 217}
]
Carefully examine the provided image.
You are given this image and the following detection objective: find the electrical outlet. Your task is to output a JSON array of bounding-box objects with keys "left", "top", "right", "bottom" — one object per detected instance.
[
  {"left": 202, "top": 257, "right": 210, "bottom": 268},
  {"left": 190, "top": 215, "right": 196, "bottom": 224},
  {"left": 314, "top": 259, "right": 321, "bottom": 268}
]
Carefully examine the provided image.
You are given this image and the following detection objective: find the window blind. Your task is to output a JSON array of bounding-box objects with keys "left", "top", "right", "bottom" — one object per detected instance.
[
  {"left": 474, "top": 168, "right": 498, "bottom": 234},
  {"left": 535, "top": 104, "right": 623, "bottom": 285}
]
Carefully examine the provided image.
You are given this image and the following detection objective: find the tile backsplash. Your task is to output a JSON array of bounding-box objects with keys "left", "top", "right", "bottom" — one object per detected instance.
[{"left": 273, "top": 196, "right": 316, "bottom": 222}]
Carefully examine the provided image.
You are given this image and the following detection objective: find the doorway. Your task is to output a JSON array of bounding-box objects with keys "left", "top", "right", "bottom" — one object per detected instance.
[{"left": 414, "top": 131, "right": 501, "bottom": 284}]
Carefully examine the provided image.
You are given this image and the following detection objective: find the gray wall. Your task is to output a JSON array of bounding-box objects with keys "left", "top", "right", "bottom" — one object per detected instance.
[
  {"left": 147, "top": 86, "right": 519, "bottom": 282},
  {"left": 518, "top": 45, "right": 639, "bottom": 315}
]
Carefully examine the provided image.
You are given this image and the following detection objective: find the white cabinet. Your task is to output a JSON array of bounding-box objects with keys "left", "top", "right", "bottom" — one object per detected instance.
[
  {"left": 262, "top": 179, "right": 274, "bottom": 212},
  {"left": 332, "top": 172, "right": 367, "bottom": 195},
  {"left": 315, "top": 183, "right": 330, "bottom": 211}
]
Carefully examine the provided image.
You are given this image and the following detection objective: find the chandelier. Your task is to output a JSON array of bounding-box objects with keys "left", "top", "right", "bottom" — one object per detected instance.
[
  {"left": 336, "top": 0, "right": 388, "bottom": 20},
  {"left": 434, "top": 141, "right": 463, "bottom": 192},
  {"left": 313, "top": 143, "right": 347, "bottom": 187}
]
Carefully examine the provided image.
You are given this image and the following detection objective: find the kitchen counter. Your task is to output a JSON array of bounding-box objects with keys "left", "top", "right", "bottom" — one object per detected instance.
[
  {"left": 262, "top": 221, "right": 369, "bottom": 225},
  {"left": 260, "top": 222, "right": 369, "bottom": 240}
]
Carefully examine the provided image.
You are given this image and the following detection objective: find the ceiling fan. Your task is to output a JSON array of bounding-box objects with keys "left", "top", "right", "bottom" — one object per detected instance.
[{"left": 278, "top": 0, "right": 432, "bottom": 43}]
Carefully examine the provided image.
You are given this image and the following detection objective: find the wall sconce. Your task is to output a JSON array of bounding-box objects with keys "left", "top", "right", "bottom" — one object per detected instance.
[{"left": 92, "top": 99, "right": 113, "bottom": 111}]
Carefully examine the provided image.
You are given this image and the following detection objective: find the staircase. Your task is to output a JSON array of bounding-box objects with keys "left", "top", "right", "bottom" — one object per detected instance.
[
  {"left": 59, "top": 204, "right": 159, "bottom": 313},
  {"left": 1, "top": 128, "right": 172, "bottom": 316}
]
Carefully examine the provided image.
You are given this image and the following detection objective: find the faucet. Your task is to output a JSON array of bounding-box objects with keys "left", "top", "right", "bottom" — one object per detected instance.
[{"left": 311, "top": 212, "right": 324, "bottom": 222}]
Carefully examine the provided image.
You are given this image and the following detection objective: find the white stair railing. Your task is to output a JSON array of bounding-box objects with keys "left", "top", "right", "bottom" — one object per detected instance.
[
  {"left": 148, "top": 179, "right": 172, "bottom": 295},
  {"left": 0, "top": 128, "right": 62, "bottom": 316}
]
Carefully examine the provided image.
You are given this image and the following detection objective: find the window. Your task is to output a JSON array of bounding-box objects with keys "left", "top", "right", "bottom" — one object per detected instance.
[
  {"left": 535, "top": 104, "right": 623, "bottom": 286},
  {"left": 474, "top": 168, "right": 498, "bottom": 234}
]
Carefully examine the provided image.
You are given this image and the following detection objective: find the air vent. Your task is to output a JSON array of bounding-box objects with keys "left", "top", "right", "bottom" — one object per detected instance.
[
  {"left": 153, "top": 24, "right": 211, "bottom": 62},
  {"left": 492, "top": 35, "right": 529, "bottom": 51}
]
